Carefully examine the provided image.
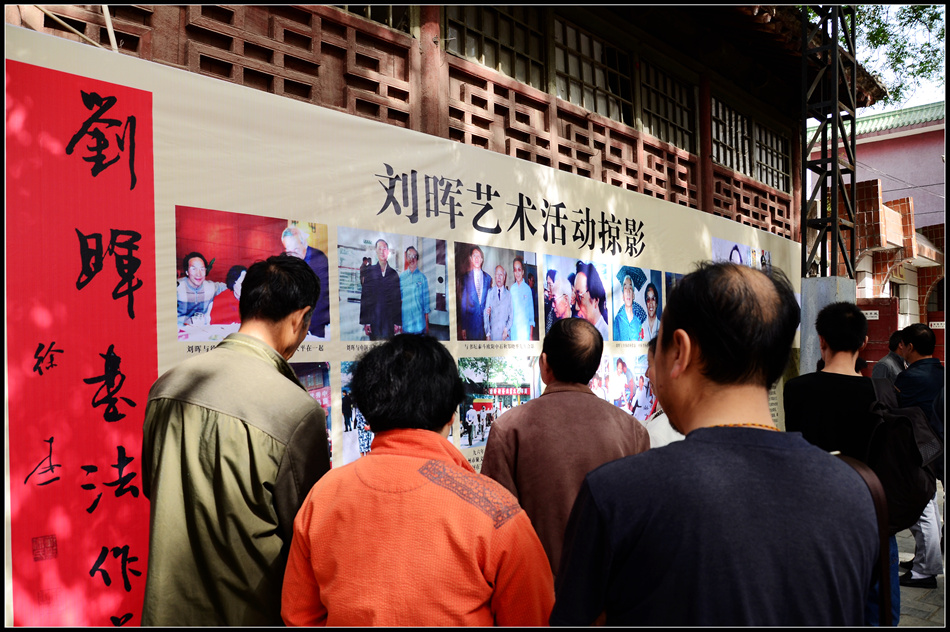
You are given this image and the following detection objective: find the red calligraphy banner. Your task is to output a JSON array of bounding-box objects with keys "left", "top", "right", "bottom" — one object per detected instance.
[{"left": 5, "top": 61, "right": 156, "bottom": 626}]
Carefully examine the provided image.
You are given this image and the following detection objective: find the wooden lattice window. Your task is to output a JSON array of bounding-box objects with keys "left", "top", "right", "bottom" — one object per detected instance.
[
  {"left": 444, "top": 6, "right": 545, "bottom": 90},
  {"left": 712, "top": 97, "right": 751, "bottom": 175},
  {"left": 335, "top": 5, "right": 411, "bottom": 33},
  {"left": 713, "top": 97, "right": 790, "bottom": 193},
  {"left": 640, "top": 59, "right": 695, "bottom": 152},
  {"left": 754, "top": 124, "right": 791, "bottom": 193},
  {"left": 554, "top": 18, "right": 634, "bottom": 126}
]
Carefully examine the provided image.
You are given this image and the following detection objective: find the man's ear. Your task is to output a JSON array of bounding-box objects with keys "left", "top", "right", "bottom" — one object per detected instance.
[
  {"left": 667, "top": 329, "right": 694, "bottom": 379},
  {"left": 292, "top": 306, "right": 312, "bottom": 335},
  {"left": 859, "top": 335, "right": 868, "bottom": 352}
]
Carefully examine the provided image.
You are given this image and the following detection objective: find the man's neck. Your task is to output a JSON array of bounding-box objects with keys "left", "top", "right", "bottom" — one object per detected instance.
[
  {"left": 673, "top": 381, "right": 775, "bottom": 434},
  {"left": 238, "top": 320, "right": 289, "bottom": 360},
  {"left": 821, "top": 350, "right": 861, "bottom": 376}
]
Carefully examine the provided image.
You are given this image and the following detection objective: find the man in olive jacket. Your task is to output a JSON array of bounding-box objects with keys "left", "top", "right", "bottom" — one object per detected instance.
[{"left": 141, "top": 254, "right": 331, "bottom": 626}]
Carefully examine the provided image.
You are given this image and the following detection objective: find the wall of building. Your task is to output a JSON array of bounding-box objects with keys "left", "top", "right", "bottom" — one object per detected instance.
[
  {"left": 5, "top": 4, "right": 800, "bottom": 242},
  {"left": 856, "top": 127, "right": 945, "bottom": 229}
]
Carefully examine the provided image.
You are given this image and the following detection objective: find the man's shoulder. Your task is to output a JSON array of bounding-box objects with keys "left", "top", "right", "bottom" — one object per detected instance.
[{"left": 418, "top": 459, "right": 525, "bottom": 529}]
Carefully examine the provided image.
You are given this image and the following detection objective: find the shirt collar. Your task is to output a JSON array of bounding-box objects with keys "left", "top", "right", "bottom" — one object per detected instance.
[
  {"left": 540, "top": 381, "right": 595, "bottom": 397},
  {"left": 215, "top": 333, "right": 305, "bottom": 390},
  {"left": 369, "top": 428, "right": 476, "bottom": 473}
]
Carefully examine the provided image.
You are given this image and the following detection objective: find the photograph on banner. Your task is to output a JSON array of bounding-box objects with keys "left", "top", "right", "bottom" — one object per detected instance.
[
  {"left": 338, "top": 228, "right": 449, "bottom": 341},
  {"left": 711, "top": 236, "right": 772, "bottom": 271},
  {"left": 611, "top": 265, "right": 663, "bottom": 342},
  {"left": 175, "top": 206, "right": 331, "bottom": 342},
  {"left": 454, "top": 243, "right": 539, "bottom": 342},
  {"left": 458, "top": 355, "right": 540, "bottom": 470},
  {"left": 592, "top": 353, "right": 656, "bottom": 422},
  {"left": 542, "top": 255, "right": 610, "bottom": 341},
  {"left": 339, "top": 359, "right": 454, "bottom": 466},
  {"left": 339, "top": 361, "right": 372, "bottom": 465},
  {"left": 292, "top": 361, "right": 333, "bottom": 460}
]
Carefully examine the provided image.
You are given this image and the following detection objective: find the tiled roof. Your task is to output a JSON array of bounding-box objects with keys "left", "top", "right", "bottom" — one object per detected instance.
[
  {"left": 808, "top": 101, "right": 944, "bottom": 137},
  {"left": 855, "top": 101, "right": 945, "bottom": 135}
]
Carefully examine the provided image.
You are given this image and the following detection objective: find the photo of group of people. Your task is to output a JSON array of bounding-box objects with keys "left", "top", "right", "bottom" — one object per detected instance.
[
  {"left": 588, "top": 354, "right": 656, "bottom": 422},
  {"left": 458, "top": 355, "right": 539, "bottom": 450},
  {"left": 338, "top": 228, "right": 449, "bottom": 341},
  {"left": 454, "top": 243, "right": 540, "bottom": 342},
  {"left": 175, "top": 206, "right": 331, "bottom": 342},
  {"left": 175, "top": 206, "right": 679, "bottom": 348}
]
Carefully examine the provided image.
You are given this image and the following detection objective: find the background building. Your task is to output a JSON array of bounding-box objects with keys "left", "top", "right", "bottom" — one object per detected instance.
[{"left": 6, "top": 4, "right": 890, "bottom": 243}]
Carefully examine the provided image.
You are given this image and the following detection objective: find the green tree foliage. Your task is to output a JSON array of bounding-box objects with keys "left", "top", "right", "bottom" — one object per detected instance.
[{"left": 854, "top": 5, "right": 945, "bottom": 105}]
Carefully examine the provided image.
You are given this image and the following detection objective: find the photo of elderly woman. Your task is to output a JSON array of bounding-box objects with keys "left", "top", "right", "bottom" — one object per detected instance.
[{"left": 611, "top": 266, "right": 662, "bottom": 341}]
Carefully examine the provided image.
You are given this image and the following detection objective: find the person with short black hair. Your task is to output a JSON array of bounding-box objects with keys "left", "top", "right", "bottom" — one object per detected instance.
[
  {"left": 573, "top": 261, "right": 608, "bottom": 339},
  {"left": 872, "top": 330, "right": 906, "bottom": 382},
  {"left": 210, "top": 264, "right": 247, "bottom": 325},
  {"left": 552, "top": 263, "right": 878, "bottom": 626},
  {"left": 282, "top": 335, "right": 554, "bottom": 626},
  {"left": 359, "top": 238, "right": 402, "bottom": 340},
  {"left": 481, "top": 318, "right": 649, "bottom": 575},
  {"left": 177, "top": 250, "right": 228, "bottom": 326},
  {"left": 895, "top": 322, "right": 944, "bottom": 589},
  {"left": 143, "top": 254, "right": 330, "bottom": 626},
  {"left": 784, "top": 301, "right": 900, "bottom": 624},
  {"left": 459, "top": 245, "right": 492, "bottom": 340}
]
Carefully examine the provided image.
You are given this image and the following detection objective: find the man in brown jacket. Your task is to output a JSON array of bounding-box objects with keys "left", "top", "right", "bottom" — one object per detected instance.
[{"left": 481, "top": 317, "right": 650, "bottom": 575}]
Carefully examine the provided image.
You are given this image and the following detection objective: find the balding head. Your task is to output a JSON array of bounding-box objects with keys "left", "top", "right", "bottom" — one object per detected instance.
[
  {"left": 542, "top": 317, "right": 603, "bottom": 384},
  {"left": 660, "top": 262, "right": 799, "bottom": 388}
]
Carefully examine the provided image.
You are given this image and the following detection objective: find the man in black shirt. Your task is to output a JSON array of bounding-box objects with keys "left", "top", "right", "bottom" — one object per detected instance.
[{"left": 784, "top": 301, "right": 900, "bottom": 625}]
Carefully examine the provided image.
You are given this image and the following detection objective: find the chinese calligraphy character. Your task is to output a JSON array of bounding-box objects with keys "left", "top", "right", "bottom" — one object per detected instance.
[
  {"left": 541, "top": 200, "right": 568, "bottom": 246},
  {"left": 376, "top": 164, "right": 420, "bottom": 223},
  {"left": 33, "top": 341, "right": 65, "bottom": 375},
  {"left": 103, "top": 445, "right": 139, "bottom": 499},
  {"left": 66, "top": 91, "right": 137, "bottom": 190},
  {"left": 507, "top": 193, "right": 538, "bottom": 241},
  {"left": 81, "top": 446, "right": 140, "bottom": 514},
  {"left": 24, "top": 437, "right": 61, "bottom": 486},
  {"left": 75, "top": 228, "right": 144, "bottom": 319},
  {"left": 89, "top": 544, "right": 142, "bottom": 592},
  {"left": 624, "top": 217, "right": 646, "bottom": 257},
  {"left": 469, "top": 183, "right": 502, "bottom": 234},
  {"left": 84, "top": 344, "right": 137, "bottom": 422},
  {"left": 425, "top": 175, "right": 464, "bottom": 229},
  {"left": 572, "top": 207, "right": 597, "bottom": 251},
  {"left": 598, "top": 211, "right": 622, "bottom": 255}
]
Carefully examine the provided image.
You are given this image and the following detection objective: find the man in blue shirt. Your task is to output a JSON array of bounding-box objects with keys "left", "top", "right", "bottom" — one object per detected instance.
[{"left": 399, "top": 246, "right": 430, "bottom": 335}]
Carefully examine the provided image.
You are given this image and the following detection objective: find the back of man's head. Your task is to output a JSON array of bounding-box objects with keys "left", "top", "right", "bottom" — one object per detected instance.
[
  {"left": 901, "top": 323, "right": 936, "bottom": 357},
  {"left": 815, "top": 302, "right": 867, "bottom": 353},
  {"left": 542, "top": 317, "right": 603, "bottom": 384},
  {"left": 351, "top": 334, "right": 464, "bottom": 433},
  {"left": 888, "top": 330, "right": 903, "bottom": 352},
  {"left": 239, "top": 254, "right": 320, "bottom": 323},
  {"left": 660, "top": 261, "right": 799, "bottom": 388}
]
